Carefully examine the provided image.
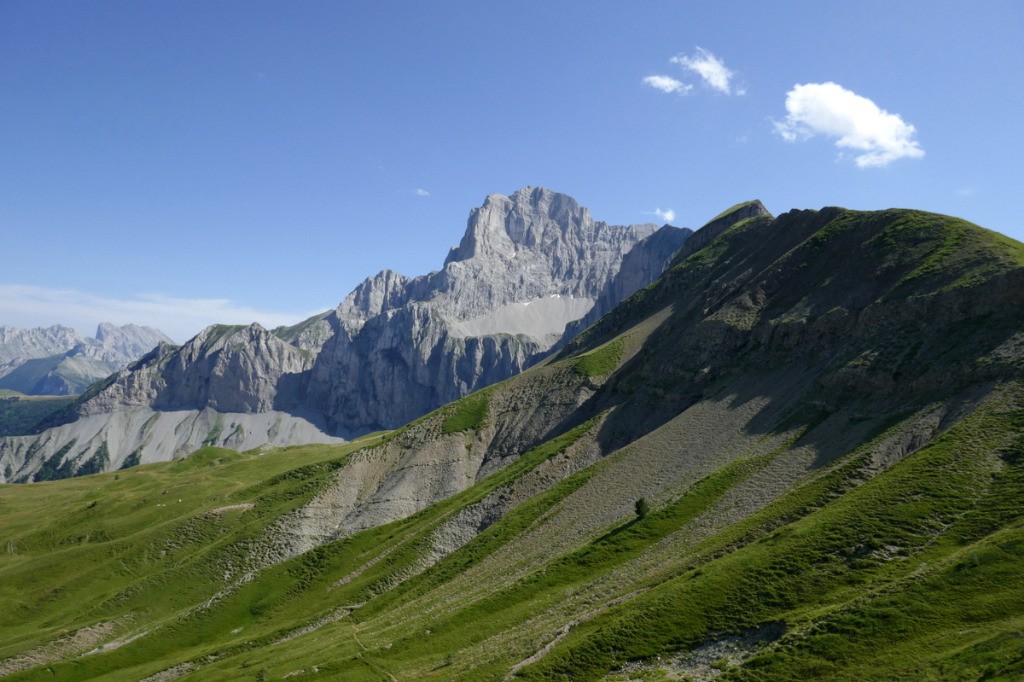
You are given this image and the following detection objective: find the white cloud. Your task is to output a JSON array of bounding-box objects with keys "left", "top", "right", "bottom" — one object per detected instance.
[
  {"left": 0, "top": 285, "right": 326, "bottom": 343},
  {"left": 642, "top": 75, "right": 691, "bottom": 95},
  {"left": 774, "top": 82, "right": 924, "bottom": 168},
  {"left": 414, "top": 188, "right": 430, "bottom": 196},
  {"left": 671, "top": 47, "right": 736, "bottom": 94},
  {"left": 646, "top": 208, "right": 676, "bottom": 223}
]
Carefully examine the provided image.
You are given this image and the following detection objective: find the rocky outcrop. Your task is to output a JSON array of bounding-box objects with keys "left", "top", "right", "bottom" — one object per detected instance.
[
  {"left": 93, "top": 323, "right": 172, "bottom": 365},
  {"left": 302, "top": 187, "right": 689, "bottom": 433},
  {"left": 74, "top": 323, "right": 314, "bottom": 416},
  {"left": 0, "top": 325, "right": 83, "bottom": 366},
  {"left": 672, "top": 199, "right": 771, "bottom": 262}
]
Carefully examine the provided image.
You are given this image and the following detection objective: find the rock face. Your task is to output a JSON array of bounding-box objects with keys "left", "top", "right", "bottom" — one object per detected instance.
[
  {"left": 74, "top": 323, "right": 314, "bottom": 417},
  {"left": 0, "top": 325, "right": 83, "bottom": 366},
  {"left": 304, "top": 186, "right": 690, "bottom": 432},
  {"left": 1, "top": 187, "right": 689, "bottom": 479},
  {"left": 0, "top": 323, "right": 172, "bottom": 395}
]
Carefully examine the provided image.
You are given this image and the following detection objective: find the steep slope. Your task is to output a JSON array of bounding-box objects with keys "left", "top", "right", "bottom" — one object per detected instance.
[
  {"left": 2, "top": 202, "right": 1021, "bottom": 681},
  {"left": 0, "top": 323, "right": 172, "bottom": 395},
  {"left": 1, "top": 188, "right": 688, "bottom": 480}
]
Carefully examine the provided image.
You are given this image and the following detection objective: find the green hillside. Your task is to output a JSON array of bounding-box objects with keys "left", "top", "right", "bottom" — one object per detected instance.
[
  {"left": 1, "top": 205, "right": 1023, "bottom": 680},
  {"left": 0, "top": 394, "right": 77, "bottom": 437}
]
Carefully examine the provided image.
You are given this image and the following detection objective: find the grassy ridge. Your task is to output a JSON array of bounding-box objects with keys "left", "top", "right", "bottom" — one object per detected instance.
[
  {"left": 573, "top": 338, "right": 624, "bottom": 377},
  {"left": 519, "top": 389, "right": 1024, "bottom": 680},
  {"left": 0, "top": 416, "right": 604, "bottom": 680},
  {"left": 442, "top": 390, "right": 491, "bottom": 434},
  {"left": 0, "top": 402, "right": 1018, "bottom": 681}
]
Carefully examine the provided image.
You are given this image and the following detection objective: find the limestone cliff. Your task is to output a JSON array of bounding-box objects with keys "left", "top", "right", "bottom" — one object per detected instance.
[
  {"left": 2, "top": 187, "right": 689, "bottom": 478},
  {"left": 305, "top": 186, "right": 690, "bottom": 432}
]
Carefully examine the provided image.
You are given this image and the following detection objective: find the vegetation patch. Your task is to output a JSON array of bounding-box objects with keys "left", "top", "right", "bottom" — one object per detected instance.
[
  {"left": 203, "top": 414, "right": 225, "bottom": 446},
  {"left": 441, "top": 390, "right": 491, "bottom": 434},
  {"left": 75, "top": 441, "right": 109, "bottom": 477},
  {"left": 32, "top": 439, "right": 79, "bottom": 482},
  {"left": 0, "top": 395, "right": 76, "bottom": 436},
  {"left": 518, "top": 394, "right": 1022, "bottom": 680},
  {"left": 574, "top": 338, "right": 624, "bottom": 377}
]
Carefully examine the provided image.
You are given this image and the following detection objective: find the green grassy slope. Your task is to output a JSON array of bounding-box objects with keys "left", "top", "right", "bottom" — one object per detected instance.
[{"left": 1, "top": 206, "right": 1023, "bottom": 680}]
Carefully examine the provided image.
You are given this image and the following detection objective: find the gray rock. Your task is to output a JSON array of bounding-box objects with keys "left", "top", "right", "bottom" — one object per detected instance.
[
  {"left": 4, "top": 187, "right": 690, "bottom": 474},
  {"left": 0, "top": 325, "right": 84, "bottom": 365},
  {"left": 0, "top": 323, "right": 172, "bottom": 395},
  {"left": 306, "top": 186, "right": 689, "bottom": 433},
  {"left": 77, "top": 323, "right": 314, "bottom": 416}
]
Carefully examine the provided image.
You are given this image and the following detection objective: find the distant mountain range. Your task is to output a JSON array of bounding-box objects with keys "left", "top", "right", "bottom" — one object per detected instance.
[
  {"left": 0, "top": 187, "right": 690, "bottom": 480},
  {"left": 0, "top": 322, "right": 172, "bottom": 395}
]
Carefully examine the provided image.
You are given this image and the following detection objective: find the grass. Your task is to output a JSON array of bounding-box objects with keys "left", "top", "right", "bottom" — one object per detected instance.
[
  {"left": 0, "top": 413, "right": 604, "bottom": 680},
  {"left": 573, "top": 338, "right": 624, "bottom": 377},
  {"left": 516, "top": 389, "right": 1024, "bottom": 680},
  {"left": 0, "top": 437, "right": 384, "bottom": 675},
  {"left": 4, "top": 388, "right": 1022, "bottom": 680},
  {"left": 706, "top": 200, "right": 761, "bottom": 225},
  {"left": 441, "top": 390, "right": 491, "bottom": 434}
]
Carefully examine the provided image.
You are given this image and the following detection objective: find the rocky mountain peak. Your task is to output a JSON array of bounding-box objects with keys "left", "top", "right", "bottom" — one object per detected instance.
[
  {"left": 0, "top": 323, "right": 173, "bottom": 396},
  {"left": 93, "top": 322, "right": 173, "bottom": 358},
  {"left": 302, "top": 188, "right": 689, "bottom": 433},
  {"left": 336, "top": 269, "right": 414, "bottom": 324},
  {"left": 6, "top": 186, "right": 690, "bottom": 447},
  {"left": 0, "top": 325, "right": 84, "bottom": 364},
  {"left": 447, "top": 186, "right": 591, "bottom": 265}
]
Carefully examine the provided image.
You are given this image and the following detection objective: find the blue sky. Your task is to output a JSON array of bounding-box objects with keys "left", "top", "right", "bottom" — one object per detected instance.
[{"left": 2, "top": 1, "right": 1021, "bottom": 341}]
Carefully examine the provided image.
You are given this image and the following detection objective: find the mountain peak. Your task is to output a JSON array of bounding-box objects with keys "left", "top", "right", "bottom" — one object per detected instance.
[
  {"left": 449, "top": 187, "right": 594, "bottom": 264},
  {"left": 674, "top": 199, "right": 774, "bottom": 263}
]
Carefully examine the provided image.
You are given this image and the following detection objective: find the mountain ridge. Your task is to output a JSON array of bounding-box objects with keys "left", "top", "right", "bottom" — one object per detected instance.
[
  {"left": 0, "top": 322, "right": 172, "bottom": 396},
  {"left": 1, "top": 200, "right": 1021, "bottom": 680},
  {"left": 0, "top": 187, "right": 690, "bottom": 480}
]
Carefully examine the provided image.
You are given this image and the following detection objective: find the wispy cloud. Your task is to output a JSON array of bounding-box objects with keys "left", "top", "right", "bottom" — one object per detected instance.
[
  {"left": 642, "top": 75, "right": 691, "bottom": 95},
  {"left": 414, "top": 188, "right": 430, "bottom": 197},
  {"left": 774, "top": 82, "right": 924, "bottom": 168},
  {"left": 645, "top": 208, "right": 677, "bottom": 224},
  {"left": 670, "top": 47, "right": 738, "bottom": 95},
  {"left": 0, "top": 285, "right": 326, "bottom": 343}
]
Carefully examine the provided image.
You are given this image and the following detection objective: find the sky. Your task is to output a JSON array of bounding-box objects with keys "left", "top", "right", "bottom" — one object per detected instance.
[{"left": 1, "top": 1, "right": 1022, "bottom": 342}]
